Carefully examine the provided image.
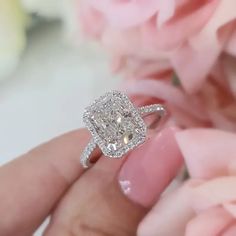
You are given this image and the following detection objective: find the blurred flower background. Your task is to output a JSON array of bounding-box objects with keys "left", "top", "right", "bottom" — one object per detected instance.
[
  {"left": 0, "top": 1, "right": 119, "bottom": 169},
  {"left": 0, "top": 0, "right": 77, "bottom": 79},
  {"left": 79, "top": 0, "right": 236, "bottom": 132},
  {"left": 0, "top": 0, "right": 27, "bottom": 79},
  {"left": 1, "top": 1, "right": 236, "bottom": 235}
]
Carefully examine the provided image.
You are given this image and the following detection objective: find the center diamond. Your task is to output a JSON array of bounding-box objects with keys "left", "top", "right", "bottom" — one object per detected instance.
[{"left": 83, "top": 91, "right": 147, "bottom": 158}]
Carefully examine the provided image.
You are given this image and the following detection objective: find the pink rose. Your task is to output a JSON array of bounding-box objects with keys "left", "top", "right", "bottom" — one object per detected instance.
[
  {"left": 79, "top": 0, "right": 236, "bottom": 93},
  {"left": 138, "top": 129, "right": 236, "bottom": 236},
  {"left": 123, "top": 55, "right": 236, "bottom": 131},
  {"left": 86, "top": 0, "right": 191, "bottom": 29}
]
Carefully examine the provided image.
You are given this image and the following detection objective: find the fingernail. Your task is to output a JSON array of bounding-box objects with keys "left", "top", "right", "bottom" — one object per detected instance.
[{"left": 118, "top": 127, "right": 183, "bottom": 208}]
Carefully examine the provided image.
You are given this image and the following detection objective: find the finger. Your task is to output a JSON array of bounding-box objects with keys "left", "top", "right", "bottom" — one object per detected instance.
[
  {"left": 0, "top": 129, "right": 91, "bottom": 236},
  {"left": 44, "top": 127, "right": 183, "bottom": 236}
]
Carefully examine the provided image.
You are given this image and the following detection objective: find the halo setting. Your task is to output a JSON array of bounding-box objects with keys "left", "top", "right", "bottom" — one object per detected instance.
[
  {"left": 83, "top": 91, "right": 146, "bottom": 158},
  {"left": 81, "top": 90, "right": 166, "bottom": 168}
]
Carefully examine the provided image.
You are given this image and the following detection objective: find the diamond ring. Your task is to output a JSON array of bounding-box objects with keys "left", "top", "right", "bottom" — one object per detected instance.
[{"left": 80, "top": 91, "right": 167, "bottom": 168}]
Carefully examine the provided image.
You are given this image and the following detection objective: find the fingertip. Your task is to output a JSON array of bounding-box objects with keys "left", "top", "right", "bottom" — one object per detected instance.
[{"left": 118, "top": 127, "right": 184, "bottom": 207}]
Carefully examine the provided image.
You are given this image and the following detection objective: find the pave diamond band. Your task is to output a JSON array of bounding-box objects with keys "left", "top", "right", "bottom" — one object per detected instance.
[
  {"left": 80, "top": 138, "right": 97, "bottom": 168},
  {"left": 80, "top": 91, "right": 167, "bottom": 168}
]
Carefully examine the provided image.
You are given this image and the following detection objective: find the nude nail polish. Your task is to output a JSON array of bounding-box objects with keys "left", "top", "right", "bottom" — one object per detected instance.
[{"left": 118, "top": 127, "right": 183, "bottom": 208}]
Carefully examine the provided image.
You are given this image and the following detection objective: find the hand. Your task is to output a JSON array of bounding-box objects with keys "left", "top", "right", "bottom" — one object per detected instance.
[{"left": 0, "top": 128, "right": 182, "bottom": 236}]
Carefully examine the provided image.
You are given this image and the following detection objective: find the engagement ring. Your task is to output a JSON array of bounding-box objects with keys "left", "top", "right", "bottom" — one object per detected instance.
[{"left": 80, "top": 91, "right": 167, "bottom": 168}]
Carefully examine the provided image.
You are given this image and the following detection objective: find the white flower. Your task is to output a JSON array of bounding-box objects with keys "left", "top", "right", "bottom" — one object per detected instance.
[
  {"left": 20, "top": 0, "right": 80, "bottom": 39},
  {"left": 0, "top": 0, "right": 27, "bottom": 80},
  {"left": 20, "top": 0, "right": 63, "bottom": 18}
]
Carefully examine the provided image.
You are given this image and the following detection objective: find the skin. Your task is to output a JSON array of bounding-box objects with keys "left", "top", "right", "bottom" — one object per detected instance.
[{"left": 0, "top": 129, "right": 178, "bottom": 236}]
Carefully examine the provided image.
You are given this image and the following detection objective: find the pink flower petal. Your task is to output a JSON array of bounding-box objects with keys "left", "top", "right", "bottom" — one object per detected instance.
[
  {"left": 154, "top": 0, "right": 219, "bottom": 50},
  {"left": 157, "top": 0, "right": 176, "bottom": 27},
  {"left": 191, "top": 0, "right": 236, "bottom": 50},
  {"left": 79, "top": 5, "right": 106, "bottom": 38},
  {"left": 186, "top": 207, "right": 233, "bottom": 236},
  {"left": 191, "top": 177, "right": 236, "bottom": 211},
  {"left": 226, "top": 28, "right": 236, "bottom": 56},
  {"left": 88, "top": 0, "right": 161, "bottom": 28},
  {"left": 176, "top": 129, "right": 236, "bottom": 178},
  {"left": 223, "top": 224, "right": 236, "bottom": 236},
  {"left": 138, "top": 181, "right": 199, "bottom": 236},
  {"left": 172, "top": 0, "right": 236, "bottom": 93},
  {"left": 223, "top": 55, "right": 236, "bottom": 98},
  {"left": 171, "top": 41, "right": 222, "bottom": 93},
  {"left": 208, "top": 111, "right": 236, "bottom": 132},
  {"left": 167, "top": 104, "right": 208, "bottom": 128},
  {"left": 124, "top": 79, "right": 208, "bottom": 121},
  {"left": 224, "top": 203, "right": 236, "bottom": 218}
]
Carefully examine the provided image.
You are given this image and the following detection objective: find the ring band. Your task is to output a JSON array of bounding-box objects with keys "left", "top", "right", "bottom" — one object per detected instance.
[{"left": 80, "top": 91, "right": 167, "bottom": 168}]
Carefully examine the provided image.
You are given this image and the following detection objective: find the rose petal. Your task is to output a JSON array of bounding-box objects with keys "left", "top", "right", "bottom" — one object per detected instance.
[
  {"left": 224, "top": 203, "right": 236, "bottom": 218},
  {"left": 192, "top": 177, "right": 236, "bottom": 211},
  {"left": 88, "top": 0, "right": 161, "bottom": 28},
  {"left": 172, "top": 0, "right": 236, "bottom": 93},
  {"left": 226, "top": 28, "right": 236, "bottom": 56},
  {"left": 124, "top": 79, "right": 208, "bottom": 121},
  {"left": 176, "top": 129, "right": 236, "bottom": 178},
  {"left": 138, "top": 181, "right": 199, "bottom": 236},
  {"left": 223, "top": 224, "right": 236, "bottom": 236},
  {"left": 154, "top": 0, "right": 219, "bottom": 50},
  {"left": 208, "top": 111, "right": 236, "bottom": 132},
  {"left": 157, "top": 0, "right": 176, "bottom": 27},
  {"left": 223, "top": 55, "right": 236, "bottom": 98},
  {"left": 186, "top": 207, "right": 233, "bottom": 236}
]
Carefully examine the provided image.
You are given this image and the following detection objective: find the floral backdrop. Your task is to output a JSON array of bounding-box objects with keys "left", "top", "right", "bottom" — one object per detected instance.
[{"left": 1, "top": 0, "right": 236, "bottom": 235}]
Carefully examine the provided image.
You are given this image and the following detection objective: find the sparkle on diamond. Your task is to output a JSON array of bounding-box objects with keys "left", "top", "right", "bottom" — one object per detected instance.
[{"left": 83, "top": 91, "right": 146, "bottom": 157}]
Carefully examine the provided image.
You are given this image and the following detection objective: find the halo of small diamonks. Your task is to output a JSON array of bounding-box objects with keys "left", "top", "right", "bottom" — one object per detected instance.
[{"left": 83, "top": 91, "right": 147, "bottom": 158}]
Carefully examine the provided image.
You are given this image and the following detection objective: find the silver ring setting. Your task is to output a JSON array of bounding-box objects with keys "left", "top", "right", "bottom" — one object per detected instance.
[{"left": 80, "top": 91, "right": 166, "bottom": 168}]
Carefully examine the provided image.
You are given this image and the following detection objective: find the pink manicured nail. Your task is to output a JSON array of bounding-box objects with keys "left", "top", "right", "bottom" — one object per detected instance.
[{"left": 118, "top": 127, "right": 183, "bottom": 208}]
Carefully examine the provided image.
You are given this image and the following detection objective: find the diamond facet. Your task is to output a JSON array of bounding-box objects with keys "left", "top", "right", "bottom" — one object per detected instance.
[{"left": 83, "top": 91, "right": 146, "bottom": 158}]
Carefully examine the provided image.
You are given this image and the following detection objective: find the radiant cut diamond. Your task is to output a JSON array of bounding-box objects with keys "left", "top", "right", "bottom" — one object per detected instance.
[{"left": 83, "top": 91, "right": 147, "bottom": 158}]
